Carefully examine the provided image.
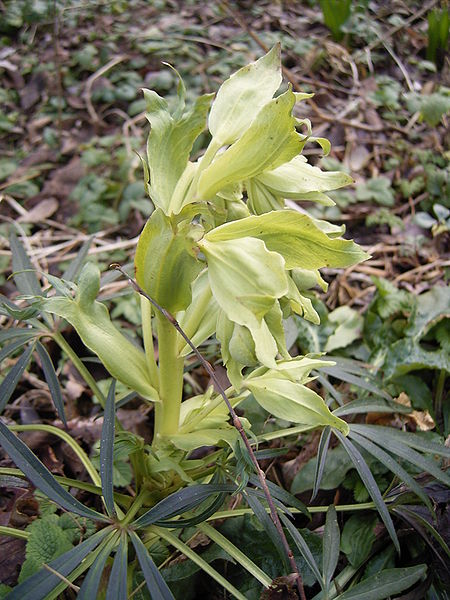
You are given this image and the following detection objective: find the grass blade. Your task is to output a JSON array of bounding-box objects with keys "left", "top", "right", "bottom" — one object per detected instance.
[
  {"left": 78, "top": 532, "right": 119, "bottom": 600},
  {"left": 6, "top": 527, "right": 111, "bottom": 600},
  {"left": 334, "top": 430, "right": 400, "bottom": 553},
  {"left": 0, "top": 343, "right": 34, "bottom": 413},
  {"left": 311, "top": 425, "right": 331, "bottom": 501},
  {"left": 348, "top": 429, "right": 432, "bottom": 509},
  {"left": 322, "top": 505, "right": 339, "bottom": 592},
  {"left": 133, "top": 483, "right": 235, "bottom": 528},
  {"left": 100, "top": 380, "right": 116, "bottom": 517},
  {"left": 9, "top": 232, "right": 42, "bottom": 297},
  {"left": 0, "top": 419, "right": 107, "bottom": 521},
  {"left": 334, "top": 564, "right": 427, "bottom": 600},
  {"left": 130, "top": 530, "right": 175, "bottom": 600},
  {"left": 281, "top": 512, "right": 323, "bottom": 588},
  {"left": 36, "top": 342, "right": 66, "bottom": 426},
  {"left": 106, "top": 532, "right": 128, "bottom": 600}
]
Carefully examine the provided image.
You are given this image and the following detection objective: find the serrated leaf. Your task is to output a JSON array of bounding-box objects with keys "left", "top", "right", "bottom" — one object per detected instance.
[
  {"left": 19, "top": 515, "right": 73, "bottom": 583},
  {"left": 334, "top": 431, "right": 400, "bottom": 553},
  {"left": 36, "top": 342, "right": 66, "bottom": 426},
  {"left": 204, "top": 210, "right": 369, "bottom": 270},
  {"left": 100, "top": 380, "right": 116, "bottom": 517},
  {"left": 0, "top": 420, "right": 107, "bottom": 521},
  {"left": 130, "top": 531, "right": 175, "bottom": 600},
  {"left": 334, "top": 564, "right": 427, "bottom": 600},
  {"left": 0, "top": 343, "right": 34, "bottom": 414}
]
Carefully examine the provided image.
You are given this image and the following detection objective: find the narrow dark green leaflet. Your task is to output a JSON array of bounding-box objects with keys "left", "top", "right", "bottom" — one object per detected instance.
[
  {"left": 6, "top": 527, "right": 112, "bottom": 600},
  {"left": 0, "top": 328, "right": 39, "bottom": 345},
  {"left": 311, "top": 426, "right": 331, "bottom": 501},
  {"left": 333, "top": 398, "right": 412, "bottom": 417},
  {"left": 393, "top": 506, "right": 450, "bottom": 560},
  {"left": 0, "top": 420, "right": 108, "bottom": 521},
  {"left": 280, "top": 512, "right": 323, "bottom": 588},
  {"left": 133, "top": 483, "right": 235, "bottom": 528},
  {"left": 320, "top": 365, "right": 391, "bottom": 400},
  {"left": 155, "top": 490, "right": 228, "bottom": 528},
  {"left": 333, "top": 430, "right": 400, "bottom": 553},
  {"left": 351, "top": 425, "right": 450, "bottom": 486},
  {"left": 245, "top": 491, "right": 290, "bottom": 571},
  {"left": 334, "top": 564, "right": 427, "bottom": 600},
  {"left": 106, "top": 532, "right": 128, "bottom": 600},
  {"left": 36, "top": 342, "right": 66, "bottom": 426},
  {"left": 62, "top": 235, "right": 94, "bottom": 282},
  {"left": 76, "top": 532, "right": 119, "bottom": 600},
  {"left": 0, "top": 337, "right": 35, "bottom": 364},
  {"left": 352, "top": 424, "right": 450, "bottom": 458},
  {"left": 100, "top": 380, "right": 116, "bottom": 517},
  {"left": 248, "top": 474, "right": 310, "bottom": 518},
  {"left": 130, "top": 531, "right": 175, "bottom": 600},
  {"left": 348, "top": 429, "right": 432, "bottom": 509},
  {"left": 0, "top": 343, "right": 35, "bottom": 414},
  {"left": 322, "top": 505, "right": 339, "bottom": 593},
  {"left": 9, "top": 232, "right": 42, "bottom": 297}
]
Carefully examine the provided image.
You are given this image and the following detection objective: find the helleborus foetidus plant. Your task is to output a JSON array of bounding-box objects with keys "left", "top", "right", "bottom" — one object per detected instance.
[
  {"left": 42, "top": 44, "right": 368, "bottom": 451},
  {"left": 4, "top": 45, "right": 450, "bottom": 600}
]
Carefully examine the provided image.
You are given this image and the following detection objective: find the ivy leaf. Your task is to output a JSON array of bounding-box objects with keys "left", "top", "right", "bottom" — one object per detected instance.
[{"left": 356, "top": 177, "right": 395, "bottom": 207}]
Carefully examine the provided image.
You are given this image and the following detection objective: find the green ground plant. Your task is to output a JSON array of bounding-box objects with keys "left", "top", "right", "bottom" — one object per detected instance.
[{"left": 1, "top": 46, "right": 449, "bottom": 599}]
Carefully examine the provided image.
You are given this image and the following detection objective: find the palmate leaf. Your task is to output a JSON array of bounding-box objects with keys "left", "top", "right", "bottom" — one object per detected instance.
[
  {"left": 333, "top": 430, "right": 400, "bottom": 553},
  {"left": 6, "top": 527, "right": 112, "bottom": 600},
  {"left": 133, "top": 483, "right": 236, "bottom": 528},
  {"left": 0, "top": 420, "right": 107, "bottom": 522},
  {"left": 0, "top": 343, "right": 35, "bottom": 414},
  {"left": 100, "top": 380, "right": 116, "bottom": 517},
  {"left": 35, "top": 342, "right": 66, "bottom": 426},
  {"left": 106, "top": 532, "right": 128, "bottom": 600},
  {"left": 130, "top": 531, "right": 175, "bottom": 600},
  {"left": 334, "top": 564, "right": 427, "bottom": 600}
]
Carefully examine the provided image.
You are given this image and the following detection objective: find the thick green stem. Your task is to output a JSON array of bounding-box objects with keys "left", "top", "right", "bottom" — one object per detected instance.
[
  {"left": 140, "top": 296, "right": 159, "bottom": 389},
  {"left": 154, "top": 311, "right": 184, "bottom": 440}
]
